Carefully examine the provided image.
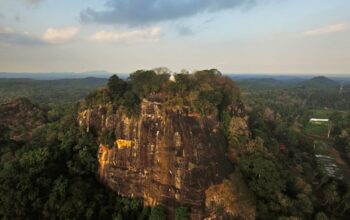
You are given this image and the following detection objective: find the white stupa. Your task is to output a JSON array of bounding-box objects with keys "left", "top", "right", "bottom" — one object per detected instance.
[{"left": 170, "top": 74, "right": 176, "bottom": 82}]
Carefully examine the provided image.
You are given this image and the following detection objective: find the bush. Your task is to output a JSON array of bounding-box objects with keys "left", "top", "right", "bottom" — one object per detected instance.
[
  {"left": 175, "top": 206, "right": 189, "bottom": 220},
  {"left": 149, "top": 205, "right": 167, "bottom": 220}
]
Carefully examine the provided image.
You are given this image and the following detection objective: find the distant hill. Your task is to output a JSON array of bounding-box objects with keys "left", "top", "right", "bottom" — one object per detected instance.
[
  {"left": 230, "top": 75, "right": 334, "bottom": 91},
  {"left": 0, "top": 77, "right": 108, "bottom": 105},
  {"left": 236, "top": 78, "right": 295, "bottom": 90},
  {"left": 228, "top": 74, "right": 310, "bottom": 82},
  {"left": 0, "top": 71, "right": 126, "bottom": 80},
  {"left": 297, "top": 76, "right": 339, "bottom": 90}
]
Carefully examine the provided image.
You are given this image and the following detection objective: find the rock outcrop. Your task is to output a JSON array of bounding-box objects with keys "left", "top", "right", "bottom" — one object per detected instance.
[
  {"left": 205, "top": 171, "right": 256, "bottom": 220},
  {"left": 79, "top": 99, "right": 232, "bottom": 218}
]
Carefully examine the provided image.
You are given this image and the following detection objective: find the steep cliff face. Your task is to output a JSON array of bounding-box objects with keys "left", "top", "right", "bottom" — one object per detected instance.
[{"left": 79, "top": 99, "right": 231, "bottom": 218}]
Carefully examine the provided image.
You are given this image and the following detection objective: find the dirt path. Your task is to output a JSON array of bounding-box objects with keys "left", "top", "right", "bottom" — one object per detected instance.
[
  {"left": 330, "top": 147, "right": 347, "bottom": 166},
  {"left": 329, "top": 147, "right": 350, "bottom": 182}
]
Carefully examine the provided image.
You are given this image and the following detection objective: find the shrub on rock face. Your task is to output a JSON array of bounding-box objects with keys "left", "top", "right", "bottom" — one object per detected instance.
[
  {"left": 175, "top": 206, "right": 190, "bottom": 220},
  {"left": 0, "top": 124, "right": 9, "bottom": 141},
  {"left": 315, "top": 212, "right": 328, "bottom": 220},
  {"left": 149, "top": 205, "right": 167, "bottom": 220}
]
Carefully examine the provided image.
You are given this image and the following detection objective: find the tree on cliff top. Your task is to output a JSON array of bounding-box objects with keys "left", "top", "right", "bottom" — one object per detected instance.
[
  {"left": 107, "top": 74, "right": 127, "bottom": 102},
  {"left": 88, "top": 68, "right": 242, "bottom": 118},
  {"left": 129, "top": 70, "right": 170, "bottom": 97}
]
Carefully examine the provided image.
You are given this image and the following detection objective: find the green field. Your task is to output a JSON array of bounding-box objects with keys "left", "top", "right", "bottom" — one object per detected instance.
[
  {"left": 314, "top": 140, "right": 331, "bottom": 155},
  {"left": 304, "top": 122, "right": 329, "bottom": 137},
  {"left": 309, "top": 109, "right": 333, "bottom": 118}
]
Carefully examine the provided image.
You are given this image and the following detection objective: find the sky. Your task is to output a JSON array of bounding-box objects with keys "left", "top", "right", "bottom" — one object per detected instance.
[{"left": 0, "top": 0, "right": 349, "bottom": 75}]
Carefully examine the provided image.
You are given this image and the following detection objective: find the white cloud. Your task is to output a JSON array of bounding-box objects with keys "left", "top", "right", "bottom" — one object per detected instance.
[
  {"left": 0, "top": 27, "right": 44, "bottom": 45},
  {"left": 42, "top": 27, "right": 80, "bottom": 44},
  {"left": 89, "top": 27, "right": 161, "bottom": 43},
  {"left": 0, "top": 27, "right": 14, "bottom": 33},
  {"left": 0, "top": 26, "right": 80, "bottom": 45},
  {"left": 304, "top": 23, "right": 349, "bottom": 36}
]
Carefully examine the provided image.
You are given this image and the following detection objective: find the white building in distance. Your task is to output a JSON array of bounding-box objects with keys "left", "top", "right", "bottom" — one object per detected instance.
[{"left": 310, "top": 118, "right": 329, "bottom": 123}]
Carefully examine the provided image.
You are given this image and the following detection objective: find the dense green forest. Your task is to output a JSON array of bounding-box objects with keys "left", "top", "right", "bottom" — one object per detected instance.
[
  {"left": 0, "top": 78, "right": 107, "bottom": 106},
  {"left": 0, "top": 70, "right": 350, "bottom": 219},
  {"left": 0, "top": 103, "right": 156, "bottom": 219},
  {"left": 236, "top": 75, "right": 350, "bottom": 219}
]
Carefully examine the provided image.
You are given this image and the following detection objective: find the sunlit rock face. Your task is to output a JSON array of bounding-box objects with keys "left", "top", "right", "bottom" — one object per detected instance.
[{"left": 79, "top": 100, "right": 231, "bottom": 218}]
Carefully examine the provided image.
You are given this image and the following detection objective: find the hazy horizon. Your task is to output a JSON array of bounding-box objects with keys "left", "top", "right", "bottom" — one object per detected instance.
[{"left": 1, "top": 70, "right": 350, "bottom": 82}]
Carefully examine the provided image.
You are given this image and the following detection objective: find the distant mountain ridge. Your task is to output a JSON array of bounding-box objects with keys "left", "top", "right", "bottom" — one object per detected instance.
[
  {"left": 232, "top": 75, "right": 349, "bottom": 92},
  {"left": 0, "top": 71, "right": 127, "bottom": 80},
  {"left": 297, "top": 76, "right": 340, "bottom": 89},
  {"left": 236, "top": 78, "right": 290, "bottom": 90},
  {"left": 1, "top": 72, "right": 349, "bottom": 82}
]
